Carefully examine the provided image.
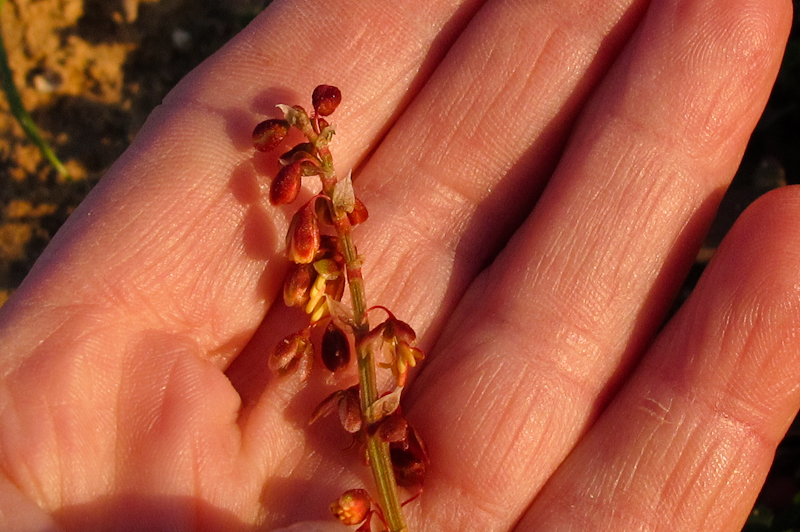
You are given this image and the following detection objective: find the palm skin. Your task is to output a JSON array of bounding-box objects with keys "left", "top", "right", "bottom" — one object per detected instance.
[{"left": 0, "top": 0, "right": 796, "bottom": 530}]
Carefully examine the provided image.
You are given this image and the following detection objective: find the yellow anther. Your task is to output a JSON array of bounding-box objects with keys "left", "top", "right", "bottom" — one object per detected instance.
[
  {"left": 309, "top": 297, "right": 329, "bottom": 323},
  {"left": 305, "top": 275, "right": 327, "bottom": 315}
]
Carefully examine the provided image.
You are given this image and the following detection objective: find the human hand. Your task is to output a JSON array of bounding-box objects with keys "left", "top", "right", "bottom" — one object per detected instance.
[{"left": 0, "top": 0, "right": 795, "bottom": 530}]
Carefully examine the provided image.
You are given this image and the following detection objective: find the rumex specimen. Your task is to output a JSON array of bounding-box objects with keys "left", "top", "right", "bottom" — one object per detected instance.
[{"left": 253, "top": 85, "right": 427, "bottom": 532}]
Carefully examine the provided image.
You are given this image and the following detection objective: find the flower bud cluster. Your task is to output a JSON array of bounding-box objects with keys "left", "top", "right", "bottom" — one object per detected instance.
[{"left": 253, "top": 85, "right": 426, "bottom": 531}]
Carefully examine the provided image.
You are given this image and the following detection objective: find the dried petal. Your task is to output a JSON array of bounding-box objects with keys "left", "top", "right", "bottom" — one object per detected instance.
[
  {"left": 321, "top": 321, "right": 351, "bottom": 372},
  {"left": 347, "top": 197, "right": 369, "bottom": 226},
  {"left": 312, "top": 84, "right": 342, "bottom": 117},
  {"left": 330, "top": 489, "right": 370, "bottom": 526},
  {"left": 269, "top": 161, "right": 303, "bottom": 205},
  {"left": 308, "top": 389, "right": 346, "bottom": 425},
  {"left": 252, "top": 118, "right": 289, "bottom": 152},
  {"left": 286, "top": 202, "right": 320, "bottom": 264},
  {"left": 277, "top": 104, "right": 310, "bottom": 130},
  {"left": 332, "top": 171, "right": 355, "bottom": 214},
  {"left": 366, "top": 386, "right": 403, "bottom": 422}
]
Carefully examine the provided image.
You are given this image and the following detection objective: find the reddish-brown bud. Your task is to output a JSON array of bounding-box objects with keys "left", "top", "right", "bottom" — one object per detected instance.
[
  {"left": 330, "top": 489, "right": 370, "bottom": 526},
  {"left": 312, "top": 85, "right": 342, "bottom": 116},
  {"left": 286, "top": 201, "right": 320, "bottom": 264},
  {"left": 373, "top": 413, "right": 408, "bottom": 443},
  {"left": 321, "top": 321, "right": 351, "bottom": 372},
  {"left": 269, "top": 330, "right": 313, "bottom": 380},
  {"left": 252, "top": 118, "right": 289, "bottom": 151},
  {"left": 269, "top": 161, "right": 303, "bottom": 205},
  {"left": 283, "top": 262, "right": 315, "bottom": 307},
  {"left": 347, "top": 197, "right": 369, "bottom": 226}
]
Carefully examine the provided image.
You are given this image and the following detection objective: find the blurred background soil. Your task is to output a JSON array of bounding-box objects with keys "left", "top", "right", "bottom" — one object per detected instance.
[
  {"left": 0, "top": 0, "right": 799, "bottom": 529},
  {"left": 0, "top": 0, "right": 265, "bottom": 303}
]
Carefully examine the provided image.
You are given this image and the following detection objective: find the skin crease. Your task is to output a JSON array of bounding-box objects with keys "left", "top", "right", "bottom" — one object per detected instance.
[{"left": 0, "top": 0, "right": 795, "bottom": 530}]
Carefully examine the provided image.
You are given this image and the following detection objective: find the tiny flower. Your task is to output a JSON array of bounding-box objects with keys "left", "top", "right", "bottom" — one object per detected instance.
[
  {"left": 286, "top": 201, "right": 320, "bottom": 264},
  {"left": 269, "top": 161, "right": 303, "bottom": 205},
  {"left": 312, "top": 84, "right": 342, "bottom": 116},
  {"left": 283, "top": 262, "right": 314, "bottom": 307},
  {"left": 252, "top": 118, "right": 289, "bottom": 151},
  {"left": 269, "top": 329, "right": 313, "bottom": 380},
  {"left": 368, "top": 309, "right": 425, "bottom": 387},
  {"left": 321, "top": 321, "right": 351, "bottom": 372},
  {"left": 330, "top": 489, "right": 370, "bottom": 526}
]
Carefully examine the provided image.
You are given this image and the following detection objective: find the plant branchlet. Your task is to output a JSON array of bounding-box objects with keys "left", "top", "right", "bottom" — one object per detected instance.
[{"left": 253, "top": 85, "right": 428, "bottom": 532}]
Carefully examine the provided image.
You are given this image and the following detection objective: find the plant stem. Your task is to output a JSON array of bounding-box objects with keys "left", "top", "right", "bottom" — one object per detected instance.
[
  {"left": 320, "top": 151, "right": 408, "bottom": 532},
  {"left": 0, "top": 0, "right": 71, "bottom": 179}
]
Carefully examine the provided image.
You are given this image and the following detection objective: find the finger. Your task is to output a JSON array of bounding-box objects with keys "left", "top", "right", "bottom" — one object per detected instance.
[
  {"left": 519, "top": 186, "right": 800, "bottom": 531},
  {"left": 403, "top": 0, "right": 791, "bottom": 530},
  {"left": 0, "top": 0, "right": 482, "bottom": 370}
]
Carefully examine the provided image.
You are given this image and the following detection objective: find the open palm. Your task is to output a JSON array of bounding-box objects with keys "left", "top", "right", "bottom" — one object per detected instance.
[{"left": 0, "top": 0, "right": 796, "bottom": 530}]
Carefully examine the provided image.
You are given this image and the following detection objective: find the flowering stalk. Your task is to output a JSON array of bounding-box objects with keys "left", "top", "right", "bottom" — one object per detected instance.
[{"left": 255, "top": 85, "right": 427, "bottom": 532}]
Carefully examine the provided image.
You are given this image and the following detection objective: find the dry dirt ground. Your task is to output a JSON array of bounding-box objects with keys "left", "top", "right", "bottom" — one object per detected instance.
[{"left": 0, "top": 0, "right": 265, "bottom": 304}]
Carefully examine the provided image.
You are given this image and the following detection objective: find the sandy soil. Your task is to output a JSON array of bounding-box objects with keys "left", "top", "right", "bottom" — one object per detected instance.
[{"left": 0, "top": 0, "right": 265, "bottom": 303}]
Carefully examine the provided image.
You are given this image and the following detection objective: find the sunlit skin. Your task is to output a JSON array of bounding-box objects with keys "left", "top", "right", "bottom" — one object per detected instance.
[{"left": 0, "top": 0, "right": 796, "bottom": 531}]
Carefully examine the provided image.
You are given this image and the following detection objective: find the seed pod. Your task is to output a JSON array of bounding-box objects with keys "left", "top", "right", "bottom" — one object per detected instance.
[
  {"left": 269, "top": 161, "right": 303, "bottom": 205},
  {"left": 269, "top": 330, "right": 313, "bottom": 379},
  {"left": 283, "top": 262, "right": 315, "bottom": 307},
  {"left": 330, "top": 489, "right": 370, "bottom": 526},
  {"left": 321, "top": 321, "right": 351, "bottom": 372},
  {"left": 252, "top": 118, "right": 289, "bottom": 151},
  {"left": 286, "top": 201, "right": 320, "bottom": 264},
  {"left": 312, "top": 85, "right": 342, "bottom": 116},
  {"left": 338, "top": 387, "right": 362, "bottom": 433},
  {"left": 390, "top": 425, "right": 429, "bottom": 487},
  {"left": 374, "top": 413, "right": 408, "bottom": 443}
]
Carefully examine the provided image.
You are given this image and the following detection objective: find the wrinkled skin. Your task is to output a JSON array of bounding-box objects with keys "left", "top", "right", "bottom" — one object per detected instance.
[{"left": 0, "top": 0, "right": 796, "bottom": 531}]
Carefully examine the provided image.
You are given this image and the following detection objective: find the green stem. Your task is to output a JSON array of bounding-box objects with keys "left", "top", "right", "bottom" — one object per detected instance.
[
  {"left": 321, "top": 154, "right": 408, "bottom": 532},
  {"left": 0, "top": 0, "right": 70, "bottom": 179}
]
